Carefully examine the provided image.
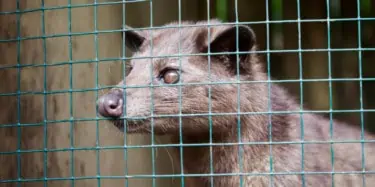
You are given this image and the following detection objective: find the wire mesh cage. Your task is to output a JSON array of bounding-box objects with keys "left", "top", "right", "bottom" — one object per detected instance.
[{"left": 0, "top": 0, "right": 375, "bottom": 187}]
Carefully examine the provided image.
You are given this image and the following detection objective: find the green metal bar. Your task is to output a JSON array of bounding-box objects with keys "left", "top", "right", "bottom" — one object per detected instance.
[
  {"left": 216, "top": 0, "right": 227, "bottom": 22},
  {"left": 361, "top": 0, "right": 371, "bottom": 16},
  {"left": 271, "top": 0, "right": 283, "bottom": 49},
  {"left": 271, "top": 0, "right": 283, "bottom": 18},
  {"left": 331, "top": 0, "right": 341, "bottom": 17}
]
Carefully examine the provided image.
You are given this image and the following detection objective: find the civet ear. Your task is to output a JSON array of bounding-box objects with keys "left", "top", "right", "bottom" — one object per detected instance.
[
  {"left": 122, "top": 26, "right": 146, "bottom": 52},
  {"left": 199, "top": 25, "right": 256, "bottom": 75}
]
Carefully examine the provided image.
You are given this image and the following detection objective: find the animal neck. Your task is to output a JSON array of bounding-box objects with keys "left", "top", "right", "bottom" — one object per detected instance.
[
  {"left": 172, "top": 81, "right": 296, "bottom": 179},
  {"left": 172, "top": 111, "right": 272, "bottom": 185}
]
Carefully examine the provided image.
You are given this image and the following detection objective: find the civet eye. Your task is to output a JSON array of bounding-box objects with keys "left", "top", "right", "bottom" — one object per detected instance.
[{"left": 161, "top": 69, "right": 179, "bottom": 84}]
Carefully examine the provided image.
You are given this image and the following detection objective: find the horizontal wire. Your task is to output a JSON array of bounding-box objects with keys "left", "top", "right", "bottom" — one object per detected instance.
[
  {"left": 1, "top": 18, "right": 375, "bottom": 43},
  {"left": 0, "top": 0, "right": 149, "bottom": 15},
  {"left": 1, "top": 77, "right": 375, "bottom": 96},
  {"left": 1, "top": 170, "right": 375, "bottom": 184},
  {"left": 1, "top": 108, "right": 375, "bottom": 128},
  {"left": 1, "top": 138, "right": 375, "bottom": 155},
  {"left": 0, "top": 48, "right": 374, "bottom": 70}
]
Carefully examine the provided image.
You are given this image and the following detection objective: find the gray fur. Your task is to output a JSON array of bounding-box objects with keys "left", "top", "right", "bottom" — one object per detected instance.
[{"left": 100, "top": 19, "right": 375, "bottom": 187}]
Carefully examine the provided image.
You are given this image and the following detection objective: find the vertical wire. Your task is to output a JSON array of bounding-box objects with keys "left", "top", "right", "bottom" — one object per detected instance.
[
  {"left": 357, "top": 0, "right": 366, "bottom": 186},
  {"left": 266, "top": 0, "right": 274, "bottom": 186},
  {"left": 296, "top": 0, "right": 305, "bottom": 186},
  {"left": 93, "top": 0, "right": 101, "bottom": 186},
  {"left": 67, "top": 0, "right": 75, "bottom": 186},
  {"left": 148, "top": 1, "right": 156, "bottom": 186},
  {"left": 15, "top": 0, "right": 21, "bottom": 187},
  {"left": 326, "top": 1, "right": 335, "bottom": 186},
  {"left": 121, "top": 1, "right": 129, "bottom": 187},
  {"left": 177, "top": 0, "right": 185, "bottom": 187},
  {"left": 41, "top": 0, "right": 48, "bottom": 187},
  {"left": 206, "top": 0, "right": 214, "bottom": 186},
  {"left": 178, "top": 0, "right": 184, "bottom": 185},
  {"left": 234, "top": 0, "right": 244, "bottom": 186}
]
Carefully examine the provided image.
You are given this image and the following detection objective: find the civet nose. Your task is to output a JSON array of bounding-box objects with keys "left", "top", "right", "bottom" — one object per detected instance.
[{"left": 97, "top": 90, "right": 124, "bottom": 118}]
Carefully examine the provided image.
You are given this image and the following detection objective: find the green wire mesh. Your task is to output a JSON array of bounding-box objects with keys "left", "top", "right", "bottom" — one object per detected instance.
[{"left": 0, "top": 0, "right": 375, "bottom": 187}]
